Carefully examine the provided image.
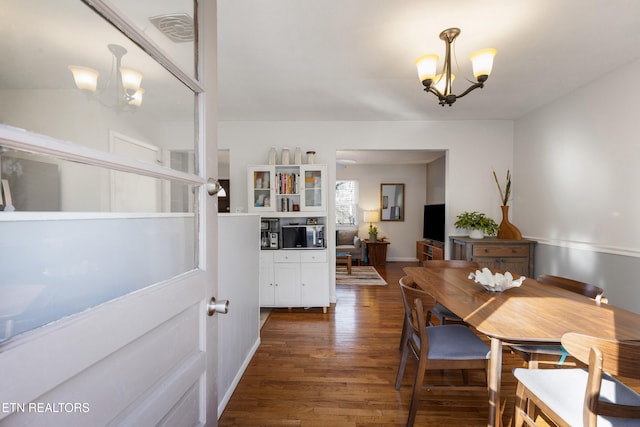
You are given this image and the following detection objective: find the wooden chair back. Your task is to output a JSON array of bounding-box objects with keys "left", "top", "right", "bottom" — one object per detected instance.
[
  {"left": 537, "top": 274, "right": 605, "bottom": 302},
  {"left": 399, "top": 282, "right": 437, "bottom": 339},
  {"left": 421, "top": 260, "right": 480, "bottom": 269},
  {"left": 561, "top": 332, "right": 640, "bottom": 424}
]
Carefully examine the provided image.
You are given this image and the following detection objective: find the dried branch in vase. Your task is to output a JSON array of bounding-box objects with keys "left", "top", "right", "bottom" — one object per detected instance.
[{"left": 493, "top": 169, "right": 511, "bottom": 206}]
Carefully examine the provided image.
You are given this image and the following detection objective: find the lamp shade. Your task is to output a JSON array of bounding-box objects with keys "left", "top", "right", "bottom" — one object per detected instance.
[
  {"left": 128, "top": 88, "right": 144, "bottom": 107},
  {"left": 120, "top": 67, "right": 143, "bottom": 91},
  {"left": 68, "top": 65, "right": 99, "bottom": 92},
  {"left": 415, "top": 54, "right": 439, "bottom": 83},
  {"left": 433, "top": 73, "right": 455, "bottom": 94},
  {"left": 470, "top": 48, "right": 497, "bottom": 79},
  {"left": 364, "top": 210, "right": 380, "bottom": 223}
]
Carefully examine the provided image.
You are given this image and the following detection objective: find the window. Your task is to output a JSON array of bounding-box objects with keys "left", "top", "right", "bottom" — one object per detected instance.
[{"left": 336, "top": 180, "right": 359, "bottom": 225}]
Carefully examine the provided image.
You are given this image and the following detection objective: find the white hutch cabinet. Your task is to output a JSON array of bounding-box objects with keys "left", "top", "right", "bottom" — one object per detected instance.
[{"left": 251, "top": 164, "right": 329, "bottom": 312}]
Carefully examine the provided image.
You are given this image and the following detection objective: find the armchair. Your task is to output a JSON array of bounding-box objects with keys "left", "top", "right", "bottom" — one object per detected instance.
[{"left": 336, "top": 229, "right": 364, "bottom": 265}]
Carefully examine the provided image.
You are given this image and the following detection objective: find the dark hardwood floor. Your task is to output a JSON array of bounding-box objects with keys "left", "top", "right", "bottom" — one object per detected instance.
[{"left": 216, "top": 262, "right": 550, "bottom": 426}]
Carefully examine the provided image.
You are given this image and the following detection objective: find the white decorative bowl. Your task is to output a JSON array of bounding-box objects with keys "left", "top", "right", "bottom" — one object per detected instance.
[{"left": 468, "top": 267, "right": 525, "bottom": 292}]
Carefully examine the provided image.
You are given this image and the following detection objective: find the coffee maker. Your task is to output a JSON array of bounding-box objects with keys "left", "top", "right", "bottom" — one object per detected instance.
[{"left": 260, "top": 218, "right": 280, "bottom": 249}]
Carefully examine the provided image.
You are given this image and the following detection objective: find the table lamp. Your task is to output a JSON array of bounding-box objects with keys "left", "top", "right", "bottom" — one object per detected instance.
[{"left": 364, "top": 210, "right": 380, "bottom": 239}]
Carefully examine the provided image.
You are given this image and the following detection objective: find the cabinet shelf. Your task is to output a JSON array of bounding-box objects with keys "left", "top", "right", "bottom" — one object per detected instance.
[
  {"left": 248, "top": 164, "right": 327, "bottom": 213},
  {"left": 416, "top": 240, "right": 444, "bottom": 262}
]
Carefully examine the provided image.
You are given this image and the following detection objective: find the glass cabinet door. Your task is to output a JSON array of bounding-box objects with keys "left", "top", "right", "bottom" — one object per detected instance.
[
  {"left": 248, "top": 166, "right": 275, "bottom": 212},
  {"left": 301, "top": 165, "right": 327, "bottom": 211}
]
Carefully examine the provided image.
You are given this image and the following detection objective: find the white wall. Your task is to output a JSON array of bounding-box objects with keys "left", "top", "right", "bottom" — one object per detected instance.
[
  {"left": 514, "top": 58, "right": 640, "bottom": 312},
  {"left": 219, "top": 120, "right": 513, "bottom": 301},
  {"left": 337, "top": 163, "right": 426, "bottom": 261},
  {"left": 426, "top": 155, "right": 446, "bottom": 204},
  {"left": 217, "top": 214, "right": 260, "bottom": 416}
]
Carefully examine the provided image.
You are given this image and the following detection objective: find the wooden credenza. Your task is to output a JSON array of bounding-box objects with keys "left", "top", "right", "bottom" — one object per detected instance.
[{"left": 449, "top": 236, "right": 536, "bottom": 277}]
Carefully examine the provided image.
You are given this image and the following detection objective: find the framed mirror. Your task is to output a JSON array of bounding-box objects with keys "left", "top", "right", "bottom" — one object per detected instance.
[{"left": 380, "top": 183, "right": 404, "bottom": 221}]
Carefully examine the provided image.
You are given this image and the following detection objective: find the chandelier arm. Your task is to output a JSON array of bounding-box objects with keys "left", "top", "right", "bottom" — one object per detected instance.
[
  {"left": 455, "top": 82, "right": 485, "bottom": 100},
  {"left": 425, "top": 86, "right": 447, "bottom": 103}
]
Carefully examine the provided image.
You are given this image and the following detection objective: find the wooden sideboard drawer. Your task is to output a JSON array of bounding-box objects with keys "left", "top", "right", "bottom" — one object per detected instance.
[
  {"left": 450, "top": 236, "right": 537, "bottom": 277},
  {"left": 472, "top": 244, "right": 529, "bottom": 257}
]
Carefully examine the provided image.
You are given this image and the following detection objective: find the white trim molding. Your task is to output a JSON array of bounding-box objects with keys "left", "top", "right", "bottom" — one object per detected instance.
[{"left": 526, "top": 235, "right": 640, "bottom": 259}]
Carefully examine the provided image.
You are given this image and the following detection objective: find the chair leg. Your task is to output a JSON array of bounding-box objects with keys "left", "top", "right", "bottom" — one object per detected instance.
[
  {"left": 514, "top": 381, "right": 539, "bottom": 427},
  {"left": 406, "top": 355, "right": 427, "bottom": 427},
  {"left": 399, "top": 319, "right": 408, "bottom": 351},
  {"left": 514, "top": 381, "right": 526, "bottom": 427},
  {"left": 395, "top": 341, "right": 410, "bottom": 390},
  {"left": 528, "top": 354, "right": 539, "bottom": 369}
]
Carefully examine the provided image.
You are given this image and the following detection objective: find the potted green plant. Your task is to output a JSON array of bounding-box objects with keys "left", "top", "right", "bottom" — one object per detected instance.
[
  {"left": 368, "top": 224, "right": 378, "bottom": 242},
  {"left": 454, "top": 211, "right": 499, "bottom": 239}
]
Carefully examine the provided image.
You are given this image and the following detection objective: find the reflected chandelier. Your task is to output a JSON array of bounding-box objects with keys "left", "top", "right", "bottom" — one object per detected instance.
[
  {"left": 415, "top": 28, "right": 496, "bottom": 107},
  {"left": 69, "top": 44, "right": 145, "bottom": 111}
]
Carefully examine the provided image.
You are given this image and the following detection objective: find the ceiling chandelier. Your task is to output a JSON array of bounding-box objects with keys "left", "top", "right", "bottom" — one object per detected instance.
[
  {"left": 68, "top": 44, "right": 145, "bottom": 111},
  {"left": 415, "top": 28, "right": 496, "bottom": 107}
]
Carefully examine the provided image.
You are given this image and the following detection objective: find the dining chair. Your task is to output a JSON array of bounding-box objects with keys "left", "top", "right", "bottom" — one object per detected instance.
[
  {"left": 513, "top": 332, "right": 640, "bottom": 427},
  {"left": 421, "top": 260, "right": 480, "bottom": 326},
  {"left": 398, "top": 275, "right": 419, "bottom": 350},
  {"left": 509, "top": 274, "right": 606, "bottom": 368},
  {"left": 395, "top": 282, "right": 490, "bottom": 427}
]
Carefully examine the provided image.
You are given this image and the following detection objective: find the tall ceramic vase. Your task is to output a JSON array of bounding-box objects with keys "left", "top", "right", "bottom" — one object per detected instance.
[{"left": 497, "top": 205, "right": 522, "bottom": 240}]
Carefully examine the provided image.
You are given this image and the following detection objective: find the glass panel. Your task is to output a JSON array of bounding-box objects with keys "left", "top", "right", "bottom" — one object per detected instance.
[
  {"left": 0, "top": 147, "right": 198, "bottom": 342},
  {"left": 106, "top": 0, "right": 196, "bottom": 78},
  {"left": 0, "top": 214, "right": 196, "bottom": 342},
  {"left": 252, "top": 169, "right": 272, "bottom": 209},
  {"left": 0, "top": 0, "right": 197, "bottom": 173},
  {"left": 0, "top": 148, "right": 196, "bottom": 213},
  {"left": 305, "top": 170, "right": 322, "bottom": 207}
]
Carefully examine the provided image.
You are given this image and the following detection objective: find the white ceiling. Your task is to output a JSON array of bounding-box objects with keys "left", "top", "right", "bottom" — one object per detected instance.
[{"left": 217, "top": 0, "right": 640, "bottom": 122}]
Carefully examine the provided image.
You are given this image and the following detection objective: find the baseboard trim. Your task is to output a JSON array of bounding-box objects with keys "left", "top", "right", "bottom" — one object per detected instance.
[
  {"left": 386, "top": 257, "right": 419, "bottom": 262},
  {"left": 217, "top": 337, "right": 261, "bottom": 418}
]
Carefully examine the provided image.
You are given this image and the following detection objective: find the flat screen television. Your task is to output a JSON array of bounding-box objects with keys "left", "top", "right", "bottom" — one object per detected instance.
[{"left": 423, "top": 204, "right": 445, "bottom": 243}]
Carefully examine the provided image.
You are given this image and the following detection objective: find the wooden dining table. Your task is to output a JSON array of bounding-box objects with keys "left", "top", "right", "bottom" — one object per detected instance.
[{"left": 403, "top": 266, "right": 640, "bottom": 427}]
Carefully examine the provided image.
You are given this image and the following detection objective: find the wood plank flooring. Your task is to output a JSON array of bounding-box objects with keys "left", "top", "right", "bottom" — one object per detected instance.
[{"left": 217, "top": 261, "right": 638, "bottom": 426}]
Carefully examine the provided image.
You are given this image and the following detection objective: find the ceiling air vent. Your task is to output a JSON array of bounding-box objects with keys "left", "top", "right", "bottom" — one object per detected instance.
[{"left": 149, "top": 13, "right": 194, "bottom": 43}]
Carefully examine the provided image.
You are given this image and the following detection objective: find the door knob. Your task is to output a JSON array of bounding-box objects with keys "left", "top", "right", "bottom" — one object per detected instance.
[{"left": 207, "top": 297, "right": 229, "bottom": 316}]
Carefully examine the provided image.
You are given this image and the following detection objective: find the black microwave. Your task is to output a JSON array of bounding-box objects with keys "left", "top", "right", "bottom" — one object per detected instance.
[{"left": 281, "top": 225, "right": 325, "bottom": 249}]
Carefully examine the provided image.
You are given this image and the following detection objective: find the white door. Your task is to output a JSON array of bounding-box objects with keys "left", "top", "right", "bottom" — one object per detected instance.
[{"left": 0, "top": 1, "right": 220, "bottom": 426}]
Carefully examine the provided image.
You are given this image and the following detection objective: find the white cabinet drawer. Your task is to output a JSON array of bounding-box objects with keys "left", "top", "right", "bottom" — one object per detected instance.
[
  {"left": 300, "top": 251, "right": 327, "bottom": 263},
  {"left": 274, "top": 250, "right": 301, "bottom": 263}
]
